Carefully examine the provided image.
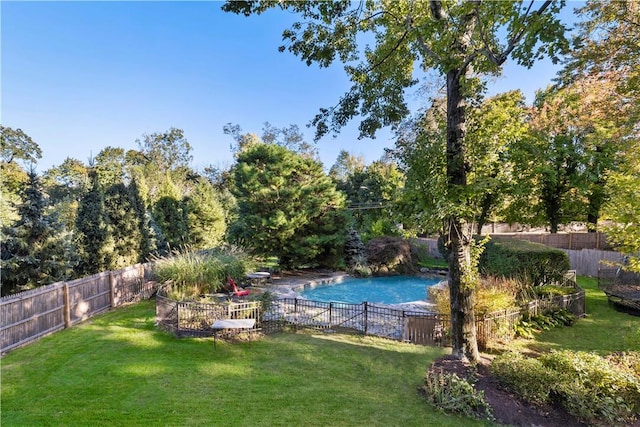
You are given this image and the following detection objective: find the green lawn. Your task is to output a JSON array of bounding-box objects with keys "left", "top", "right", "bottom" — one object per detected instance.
[
  {"left": 3, "top": 276, "right": 637, "bottom": 426},
  {"left": 510, "top": 276, "right": 640, "bottom": 355},
  {"left": 1, "top": 300, "right": 489, "bottom": 427}
]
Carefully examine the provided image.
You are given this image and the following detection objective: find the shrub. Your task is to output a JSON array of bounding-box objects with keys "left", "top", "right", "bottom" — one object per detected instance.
[
  {"left": 422, "top": 370, "right": 494, "bottom": 422},
  {"left": 515, "top": 309, "right": 575, "bottom": 339},
  {"left": 491, "top": 352, "right": 555, "bottom": 404},
  {"left": 534, "top": 284, "right": 577, "bottom": 298},
  {"left": 492, "top": 350, "right": 640, "bottom": 425},
  {"left": 606, "top": 352, "right": 640, "bottom": 377},
  {"left": 479, "top": 239, "right": 570, "bottom": 286},
  {"left": 428, "top": 276, "right": 519, "bottom": 317},
  {"left": 347, "top": 255, "right": 373, "bottom": 277},
  {"left": 365, "top": 236, "right": 417, "bottom": 275},
  {"left": 541, "top": 350, "right": 640, "bottom": 423}
]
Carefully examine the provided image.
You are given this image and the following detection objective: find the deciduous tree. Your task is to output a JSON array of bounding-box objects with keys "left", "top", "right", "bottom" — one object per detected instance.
[
  {"left": 0, "top": 125, "right": 41, "bottom": 165},
  {"left": 224, "top": 0, "right": 568, "bottom": 361},
  {"left": 1, "top": 126, "right": 40, "bottom": 225}
]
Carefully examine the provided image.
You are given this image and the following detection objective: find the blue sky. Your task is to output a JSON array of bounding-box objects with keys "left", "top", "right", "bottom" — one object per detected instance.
[{"left": 2, "top": 1, "right": 581, "bottom": 173}]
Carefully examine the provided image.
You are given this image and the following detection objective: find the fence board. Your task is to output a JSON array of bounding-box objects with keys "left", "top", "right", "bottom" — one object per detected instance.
[
  {"left": 66, "top": 273, "right": 111, "bottom": 325},
  {"left": 1, "top": 283, "right": 67, "bottom": 353},
  {"left": 476, "top": 309, "right": 521, "bottom": 349},
  {"left": 1, "top": 263, "right": 156, "bottom": 354},
  {"left": 562, "top": 249, "right": 625, "bottom": 277},
  {"left": 403, "top": 316, "right": 446, "bottom": 345}
]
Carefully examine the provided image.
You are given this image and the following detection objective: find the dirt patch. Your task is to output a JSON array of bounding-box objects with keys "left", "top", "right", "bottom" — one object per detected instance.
[{"left": 428, "top": 355, "right": 589, "bottom": 427}]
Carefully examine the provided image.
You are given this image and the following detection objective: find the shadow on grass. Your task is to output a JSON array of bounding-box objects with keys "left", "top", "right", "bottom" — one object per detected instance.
[
  {"left": 2, "top": 300, "right": 491, "bottom": 427},
  {"left": 515, "top": 276, "right": 640, "bottom": 355}
]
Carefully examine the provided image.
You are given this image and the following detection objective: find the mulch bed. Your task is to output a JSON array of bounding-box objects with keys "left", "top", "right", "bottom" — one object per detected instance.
[
  {"left": 429, "top": 355, "right": 640, "bottom": 427},
  {"left": 428, "top": 355, "right": 590, "bottom": 427}
]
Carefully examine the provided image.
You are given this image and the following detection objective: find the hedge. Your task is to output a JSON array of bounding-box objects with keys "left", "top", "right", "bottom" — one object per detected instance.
[{"left": 479, "top": 239, "right": 570, "bottom": 286}]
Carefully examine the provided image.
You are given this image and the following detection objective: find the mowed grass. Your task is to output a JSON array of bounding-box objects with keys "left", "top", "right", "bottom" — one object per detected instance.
[
  {"left": 1, "top": 300, "right": 490, "bottom": 427},
  {"left": 510, "top": 276, "right": 640, "bottom": 355}
]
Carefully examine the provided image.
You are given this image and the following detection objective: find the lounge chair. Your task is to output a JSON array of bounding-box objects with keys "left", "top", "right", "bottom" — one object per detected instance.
[{"left": 227, "top": 277, "right": 250, "bottom": 297}]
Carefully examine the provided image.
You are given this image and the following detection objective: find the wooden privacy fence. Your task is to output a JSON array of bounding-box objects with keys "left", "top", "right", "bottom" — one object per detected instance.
[
  {"left": 1, "top": 263, "right": 156, "bottom": 354},
  {"left": 489, "top": 232, "right": 610, "bottom": 250},
  {"left": 417, "top": 237, "right": 624, "bottom": 277},
  {"left": 562, "top": 249, "right": 625, "bottom": 277}
]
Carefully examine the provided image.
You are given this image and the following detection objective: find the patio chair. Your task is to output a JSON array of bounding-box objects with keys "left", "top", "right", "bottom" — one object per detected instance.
[{"left": 227, "top": 277, "right": 250, "bottom": 297}]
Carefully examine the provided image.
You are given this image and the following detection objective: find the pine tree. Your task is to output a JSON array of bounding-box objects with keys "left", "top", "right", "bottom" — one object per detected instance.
[
  {"left": 152, "top": 176, "right": 188, "bottom": 250},
  {"left": 231, "top": 142, "right": 347, "bottom": 269},
  {"left": 184, "top": 178, "right": 226, "bottom": 250},
  {"left": 75, "top": 169, "right": 111, "bottom": 275},
  {"left": 129, "top": 176, "right": 165, "bottom": 260},
  {"left": 104, "top": 183, "right": 142, "bottom": 268},
  {"left": 1, "top": 169, "right": 72, "bottom": 295}
]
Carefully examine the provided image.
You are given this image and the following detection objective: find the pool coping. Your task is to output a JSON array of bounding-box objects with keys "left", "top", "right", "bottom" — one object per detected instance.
[{"left": 260, "top": 271, "right": 445, "bottom": 313}]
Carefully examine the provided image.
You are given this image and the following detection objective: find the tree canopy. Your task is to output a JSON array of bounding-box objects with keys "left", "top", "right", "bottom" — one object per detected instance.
[
  {"left": 231, "top": 141, "right": 347, "bottom": 269},
  {"left": 223, "top": 0, "right": 569, "bottom": 362}
]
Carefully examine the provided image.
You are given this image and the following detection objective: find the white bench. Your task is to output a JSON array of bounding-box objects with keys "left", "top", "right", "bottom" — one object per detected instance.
[
  {"left": 211, "top": 319, "right": 256, "bottom": 348},
  {"left": 246, "top": 272, "right": 271, "bottom": 286}
]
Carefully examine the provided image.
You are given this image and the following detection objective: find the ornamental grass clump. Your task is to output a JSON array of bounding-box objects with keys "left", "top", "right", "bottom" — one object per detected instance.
[
  {"left": 153, "top": 246, "right": 255, "bottom": 300},
  {"left": 428, "top": 276, "right": 521, "bottom": 317}
]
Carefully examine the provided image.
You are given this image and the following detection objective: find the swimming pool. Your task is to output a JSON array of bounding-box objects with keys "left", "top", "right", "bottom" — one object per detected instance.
[{"left": 298, "top": 276, "right": 441, "bottom": 305}]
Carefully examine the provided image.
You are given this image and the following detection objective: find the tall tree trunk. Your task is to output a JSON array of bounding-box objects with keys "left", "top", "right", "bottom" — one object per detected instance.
[
  {"left": 476, "top": 192, "right": 494, "bottom": 235},
  {"left": 545, "top": 183, "right": 561, "bottom": 233},
  {"left": 587, "top": 179, "right": 605, "bottom": 232},
  {"left": 445, "top": 68, "right": 479, "bottom": 363}
]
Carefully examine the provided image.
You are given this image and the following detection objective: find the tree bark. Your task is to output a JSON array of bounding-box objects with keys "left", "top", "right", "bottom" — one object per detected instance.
[
  {"left": 445, "top": 68, "right": 479, "bottom": 363},
  {"left": 476, "top": 192, "right": 494, "bottom": 235}
]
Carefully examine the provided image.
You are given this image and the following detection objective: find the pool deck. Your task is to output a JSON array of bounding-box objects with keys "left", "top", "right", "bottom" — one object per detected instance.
[{"left": 256, "top": 270, "right": 444, "bottom": 313}]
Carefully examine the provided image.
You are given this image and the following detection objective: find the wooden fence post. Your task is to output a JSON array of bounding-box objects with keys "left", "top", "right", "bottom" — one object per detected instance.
[
  {"left": 63, "top": 284, "right": 71, "bottom": 328},
  {"left": 109, "top": 271, "right": 116, "bottom": 308}
]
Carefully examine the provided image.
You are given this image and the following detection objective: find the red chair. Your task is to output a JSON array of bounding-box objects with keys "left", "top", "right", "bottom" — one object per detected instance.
[{"left": 227, "top": 277, "right": 250, "bottom": 297}]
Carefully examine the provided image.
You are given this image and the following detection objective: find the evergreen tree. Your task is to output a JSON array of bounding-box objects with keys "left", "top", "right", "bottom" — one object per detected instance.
[
  {"left": 1, "top": 169, "right": 72, "bottom": 295},
  {"left": 153, "top": 196, "right": 188, "bottom": 251},
  {"left": 151, "top": 176, "right": 188, "bottom": 250},
  {"left": 75, "top": 169, "right": 111, "bottom": 275},
  {"left": 231, "top": 142, "right": 347, "bottom": 269},
  {"left": 104, "top": 183, "right": 142, "bottom": 268},
  {"left": 129, "top": 176, "right": 166, "bottom": 260},
  {"left": 184, "top": 178, "right": 226, "bottom": 250}
]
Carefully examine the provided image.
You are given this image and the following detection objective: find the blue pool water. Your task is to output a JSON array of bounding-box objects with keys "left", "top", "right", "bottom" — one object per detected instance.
[{"left": 299, "top": 276, "right": 441, "bottom": 304}]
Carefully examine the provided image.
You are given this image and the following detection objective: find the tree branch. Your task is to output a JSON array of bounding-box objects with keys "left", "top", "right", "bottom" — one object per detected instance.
[{"left": 494, "top": 0, "right": 553, "bottom": 65}]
